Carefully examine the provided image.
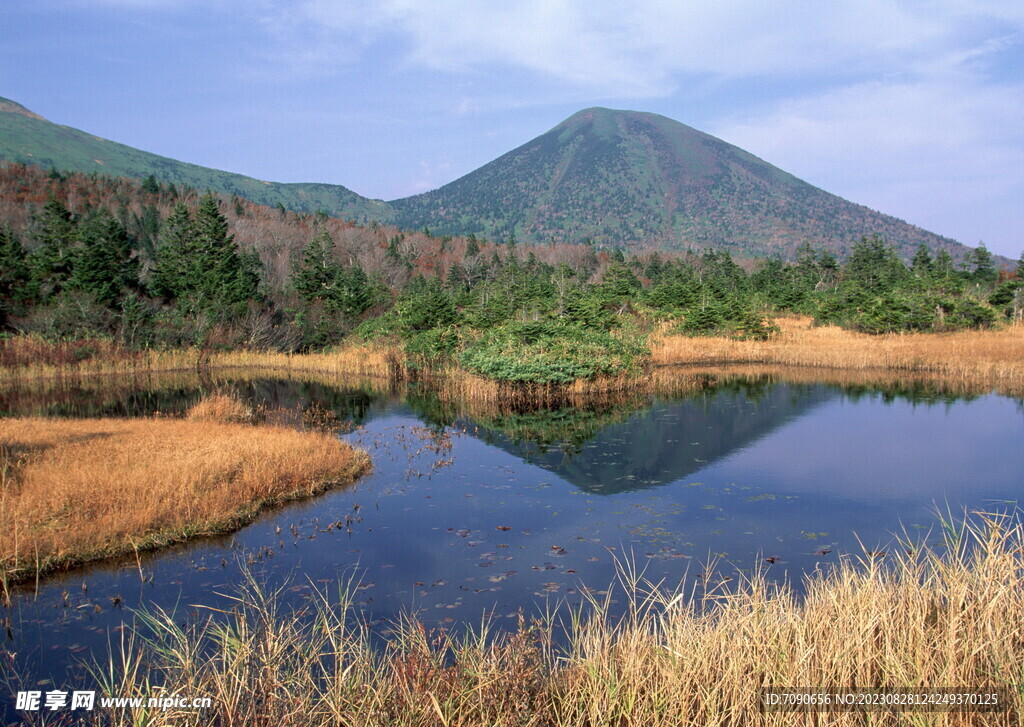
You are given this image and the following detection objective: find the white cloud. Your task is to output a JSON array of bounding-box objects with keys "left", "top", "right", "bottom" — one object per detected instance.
[
  {"left": 256, "top": 0, "right": 1024, "bottom": 93},
  {"left": 711, "top": 75, "right": 1024, "bottom": 253}
]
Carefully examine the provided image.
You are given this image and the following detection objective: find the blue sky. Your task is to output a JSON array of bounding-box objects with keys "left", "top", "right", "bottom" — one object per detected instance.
[{"left": 3, "top": 1, "right": 1023, "bottom": 258}]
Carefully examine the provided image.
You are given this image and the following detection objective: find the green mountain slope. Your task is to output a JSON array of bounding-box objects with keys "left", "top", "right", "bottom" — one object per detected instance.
[
  {"left": 391, "top": 107, "right": 967, "bottom": 260},
  {"left": 0, "top": 97, "right": 392, "bottom": 223},
  {"left": 1, "top": 98, "right": 975, "bottom": 260}
]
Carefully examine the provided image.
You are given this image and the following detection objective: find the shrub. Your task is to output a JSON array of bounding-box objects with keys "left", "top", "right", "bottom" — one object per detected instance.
[{"left": 458, "top": 321, "right": 647, "bottom": 384}]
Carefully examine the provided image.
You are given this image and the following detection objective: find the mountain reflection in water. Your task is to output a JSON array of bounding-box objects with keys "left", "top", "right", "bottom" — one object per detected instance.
[{"left": 0, "top": 371, "right": 1021, "bottom": 712}]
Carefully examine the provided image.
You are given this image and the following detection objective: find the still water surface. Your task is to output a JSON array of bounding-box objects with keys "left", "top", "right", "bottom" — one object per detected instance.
[{"left": 1, "top": 373, "right": 1022, "bottom": 704}]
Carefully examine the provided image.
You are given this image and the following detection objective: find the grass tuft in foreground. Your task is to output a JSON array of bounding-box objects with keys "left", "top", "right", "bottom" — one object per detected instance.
[
  {"left": 87, "top": 512, "right": 1024, "bottom": 726},
  {"left": 0, "top": 398, "right": 369, "bottom": 585}
]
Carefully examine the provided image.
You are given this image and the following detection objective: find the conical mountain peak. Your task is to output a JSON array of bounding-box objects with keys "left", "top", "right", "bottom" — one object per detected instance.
[{"left": 391, "top": 108, "right": 962, "bottom": 259}]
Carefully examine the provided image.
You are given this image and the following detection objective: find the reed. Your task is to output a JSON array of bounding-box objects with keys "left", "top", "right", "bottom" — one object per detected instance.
[
  {"left": 4, "top": 316, "right": 1024, "bottom": 403},
  {"left": 0, "top": 335, "right": 402, "bottom": 384},
  {"left": 651, "top": 317, "right": 1024, "bottom": 395},
  {"left": 433, "top": 368, "right": 652, "bottom": 409},
  {"left": 0, "top": 401, "right": 370, "bottom": 584},
  {"left": 84, "top": 512, "right": 1024, "bottom": 726}
]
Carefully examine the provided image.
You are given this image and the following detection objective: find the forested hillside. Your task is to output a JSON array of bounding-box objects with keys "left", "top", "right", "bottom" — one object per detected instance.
[
  {"left": 1, "top": 99, "right": 988, "bottom": 262},
  {"left": 1, "top": 164, "right": 1019, "bottom": 386},
  {"left": 0, "top": 97, "right": 391, "bottom": 224},
  {"left": 391, "top": 108, "right": 974, "bottom": 259}
]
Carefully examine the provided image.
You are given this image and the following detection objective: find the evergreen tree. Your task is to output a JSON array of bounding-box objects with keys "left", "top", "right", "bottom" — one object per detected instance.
[
  {"left": 141, "top": 175, "right": 160, "bottom": 194},
  {"left": 131, "top": 204, "right": 161, "bottom": 258},
  {"left": 0, "top": 227, "right": 30, "bottom": 325},
  {"left": 969, "top": 243, "right": 996, "bottom": 283},
  {"left": 794, "top": 243, "right": 820, "bottom": 289},
  {"left": 845, "top": 236, "right": 906, "bottom": 294},
  {"left": 398, "top": 276, "right": 456, "bottom": 331},
  {"left": 933, "top": 249, "right": 957, "bottom": 280},
  {"left": 192, "top": 193, "right": 261, "bottom": 317},
  {"left": 152, "top": 195, "right": 261, "bottom": 319},
  {"left": 293, "top": 229, "right": 345, "bottom": 302},
  {"left": 335, "top": 264, "right": 373, "bottom": 317},
  {"left": 816, "top": 250, "right": 840, "bottom": 288},
  {"left": 28, "top": 198, "right": 77, "bottom": 300},
  {"left": 644, "top": 252, "right": 665, "bottom": 283},
  {"left": 151, "top": 202, "right": 196, "bottom": 300},
  {"left": 445, "top": 262, "right": 467, "bottom": 293},
  {"left": 911, "top": 244, "right": 934, "bottom": 278},
  {"left": 599, "top": 262, "right": 641, "bottom": 303},
  {"left": 67, "top": 208, "right": 138, "bottom": 306},
  {"left": 682, "top": 293, "right": 725, "bottom": 335}
]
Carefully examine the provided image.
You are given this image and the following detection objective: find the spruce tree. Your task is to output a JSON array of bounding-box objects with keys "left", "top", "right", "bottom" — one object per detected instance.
[
  {"left": 911, "top": 244, "right": 934, "bottom": 278},
  {"left": 969, "top": 243, "right": 996, "bottom": 283},
  {"left": 933, "top": 249, "right": 956, "bottom": 280},
  {"left": 153, "top": 195, "right": 261, "bottom": 319},
  {"left": 151, "top": 202, "right": 196, "bottom": 300},
  {"left": 845, "top": 236, "right": 906, "bottom": 294},
  {"left": 29, "top": 198, "right": 76, "bottom": 300},
  {"left": 0, "top": 227, "right": 30, "bottom": 324},
  {"left": 192, "top": 193, "right": 261, "bottom": 317},
  {"left": 68, "top": 208, "right": 138, "bottom": 306},
  {"left": 293, "top": 229, "right": 344, "bottom": 302}
]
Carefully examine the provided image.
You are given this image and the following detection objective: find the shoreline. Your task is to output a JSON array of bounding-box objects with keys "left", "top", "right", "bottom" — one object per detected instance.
[
  {"left": 3, "top": 317, "right": 1023, "bottom": 398},
  {"left": 0, "top": 406, "right": 370, "bottom": 586}
]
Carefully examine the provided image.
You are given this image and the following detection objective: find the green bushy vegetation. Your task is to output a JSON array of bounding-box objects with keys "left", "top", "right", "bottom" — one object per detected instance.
[
  {"left": 458, "top": 321, "right": 646, "bottom": 384},
  {"left": 0, "top": 166, "right": 1019, "bottom": 388}
]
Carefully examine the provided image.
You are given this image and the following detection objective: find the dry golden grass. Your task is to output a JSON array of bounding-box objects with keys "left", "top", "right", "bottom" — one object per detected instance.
[
  {"left": 0, "top": 407, "right": 369, "bottom": 584},
  {"left": 89, "top": 513, "right": 1024, "bottom": 726},
  {"left": 434, "top": 369, "right": 652, "bottom": 409},
  {"left": 652, "top": 317, "right": 1024, "bottom": 395},
  {"left": 3, "top": 318, "right": 1023, "bottom": 403},
  {"left": 0, "top": 335, "right": 402, "bottom": 384},
  {"left": 186, "top": 391, "right": 256, "bottom": 423}
]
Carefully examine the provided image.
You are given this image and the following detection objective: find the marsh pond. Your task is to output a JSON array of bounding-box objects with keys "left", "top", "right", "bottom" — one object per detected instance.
[{"left": 1, "top": 370, "right": 1023, "bottom": 714}]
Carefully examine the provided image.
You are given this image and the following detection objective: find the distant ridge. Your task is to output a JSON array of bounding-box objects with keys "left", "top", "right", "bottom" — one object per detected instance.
[
  {"left": 0, "top": 97, "right": 979, "bottom": 260},
  {"left": 0, "top": 96, "right": 391, "bottom": 223}
]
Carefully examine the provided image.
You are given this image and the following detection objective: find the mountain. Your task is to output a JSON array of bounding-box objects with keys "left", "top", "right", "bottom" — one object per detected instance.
[
  {"left": 391, "top": 107, "right": 967, "bottom": 260},
  {"left": 0, "top": 97, "right": 392, "bottom": 223},
  {"left": 0, "top": 98, "right": 974, "bottom": 260}
]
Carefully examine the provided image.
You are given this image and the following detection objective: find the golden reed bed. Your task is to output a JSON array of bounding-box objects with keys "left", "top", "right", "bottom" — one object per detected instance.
[
  {"left": 651, "top": 317, "right": 1024, "bottom": 395},
  {"left": 88, "top": 513, "right": 1024, "bottom": 727},
  {"left": 0, "top": 397, "right": 369, "bottom": 585},
  {"left": 2, "top": 317, "right": 1022, "bottom": 402}
]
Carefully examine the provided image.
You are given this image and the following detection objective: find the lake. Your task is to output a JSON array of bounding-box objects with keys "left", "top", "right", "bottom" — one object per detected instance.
[{"left": 1, "top": 371, "right": 1022, "bottom": 715}]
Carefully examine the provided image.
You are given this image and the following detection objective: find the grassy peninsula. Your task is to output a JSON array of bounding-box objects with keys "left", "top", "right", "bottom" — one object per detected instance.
[{"left": 0, "top": 394, "right": 369, "bottom": 586}]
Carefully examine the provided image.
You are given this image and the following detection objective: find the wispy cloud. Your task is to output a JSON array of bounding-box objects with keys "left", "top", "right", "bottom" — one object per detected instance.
[
  {"left": 252, "top": 1, "right": 1023, "bottom": 91},
  {"left": 718, "top": 84, "right": 1024, "bottom": 248}
]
